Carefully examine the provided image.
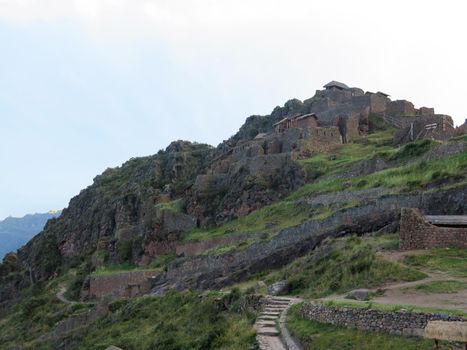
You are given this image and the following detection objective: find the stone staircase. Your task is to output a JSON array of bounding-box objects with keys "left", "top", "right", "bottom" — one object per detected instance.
[{"left": 256, "top": 296, "right": 302, "bottom": 350}]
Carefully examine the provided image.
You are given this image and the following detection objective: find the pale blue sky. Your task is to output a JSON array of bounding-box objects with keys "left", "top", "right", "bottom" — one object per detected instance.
[{"left": 1, "top": 0, "right": 466, "bottom": 219}]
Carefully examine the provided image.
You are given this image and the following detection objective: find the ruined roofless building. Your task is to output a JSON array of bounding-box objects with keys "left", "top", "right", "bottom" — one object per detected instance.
[{"left": 272, "top": 113, "right": 318, "bottom": 134}]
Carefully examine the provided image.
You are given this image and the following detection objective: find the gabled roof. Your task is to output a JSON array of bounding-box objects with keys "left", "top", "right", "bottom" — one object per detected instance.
[{"left": 324, "top": 81, "right": 349, "bottom": 90}]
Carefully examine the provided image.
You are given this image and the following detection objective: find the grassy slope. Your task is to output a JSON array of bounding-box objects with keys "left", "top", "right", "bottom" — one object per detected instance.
[
  {"left": 0, "top": 273, "right": 93, "bottom": 350},
  {"left": 74, "top": 291, "right": 256, "bottom": 350},
  {"left": 403, "top": 248, "right": 467, "bottom": 278},
  {"left": 0, "top": 289, "right": 256, "bottom": 350},
  {"left": 184, "top": 132, "right": 466, "bottom": 242},
  {"left": 286, "top": 303, "right": 450, "bottom": 350},
  {"left": 261, "top": 235, "right": 425, "bottom": 298}
]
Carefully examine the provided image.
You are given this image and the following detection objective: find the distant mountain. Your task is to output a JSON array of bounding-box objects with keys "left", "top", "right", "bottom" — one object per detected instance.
[{"left": 0, "top": 210, "right": 61, "bottom": 259}]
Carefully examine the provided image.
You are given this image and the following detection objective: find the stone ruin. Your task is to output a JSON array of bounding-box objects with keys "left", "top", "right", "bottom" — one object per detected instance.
[
  {"left": 400, "top": 208, "right": 467, "bottom": 250},
  {"left": 258, "top": 80, "right": 464, "bottom": 150},
  {"left": 184, "top": 81, "right": 466, "bottom": 224}
]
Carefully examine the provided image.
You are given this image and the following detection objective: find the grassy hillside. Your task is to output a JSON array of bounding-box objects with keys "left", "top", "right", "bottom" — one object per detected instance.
[
  {"left": 260, "top": 235, "right": 425, "bottom": 298},
  {"left": 183, "top": 132, "right": 466, "bottom": 243},
  {"left": 0, "top": 287, "right": 256, "bottom": 350}
]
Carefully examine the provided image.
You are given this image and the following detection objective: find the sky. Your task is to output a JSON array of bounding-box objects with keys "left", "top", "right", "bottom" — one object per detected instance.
[{"left": 0, "top": 0, "right": 466, "bottom": 219}]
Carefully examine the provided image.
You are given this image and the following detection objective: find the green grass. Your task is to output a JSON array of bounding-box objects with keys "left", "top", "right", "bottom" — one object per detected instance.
[
  {"left": 316, "top": 299, "right": 467, "bottom": 318},
  {"left": 298, "top": 127, "right": 396, "bottom": 180},
  {"left": 183, "top": 200, "right": 311, "bottom": 241},
  {"left": 0, "top": 289, "right": 256, "bottom": 350},
  {"left": 264, "top": 236, "right": 425, "bottom": 298},
  {"left": 0, "top": 274, "right": 93, "bottom": 349},
  {"left": 403, "top": 280, "right": 467, "bottom": 294},
  {"left": 403, "top": 248, "right": 467, "bottom": 278},
  {"left": 91, "top": 263, "right": 160, "bottom": 277},
  {"left": 75, "top": 290, "right": 256, "bottom": 350},
  {"left": 155, "top": 198, "right": 185, "bottom": 212},
  {"left": 388, "top": 139, "right": 436, "bottom": 162},
  {"left": 367, "top": 233, "right": 400, "bottom": 251},
  {"left": 286, "top": 303, "right": 453, "bottom": 350},
  {"left": 289, "top": 151, "right": 467, "bottom": 200},
  {"left": 184, "top": 134, "right": 465, "bottom": 242}
]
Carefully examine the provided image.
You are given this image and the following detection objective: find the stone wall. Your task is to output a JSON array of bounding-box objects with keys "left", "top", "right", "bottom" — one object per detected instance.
[
  {"left": 51, "top": 303, "right": 108, "bottom": 340},
  {"left": 300, "top": 302, "right": 465, "bottom": 336},
  {"left": 387, "top": 100, "right": 416, "bottom": 117},
  {"left": 175, "top": 233, "right": 263, "bottom": 257},
  {"left": 89, "top": 269, "right": 159, "bottom": 299},
  {"left": 399, "top": 208, "right": 467, "bottom": 250}
]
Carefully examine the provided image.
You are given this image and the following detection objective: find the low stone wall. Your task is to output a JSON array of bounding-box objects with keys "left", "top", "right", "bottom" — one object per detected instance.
[
  {"left": 400, "top": 208, "right": 467, "bottom": 250},
  {"left": 300, "top": 303, "right": 466, "bottom": 336},
  {"left": 89, "top": 269, "right": 159, "bottom": 300},
  {"left": 51, "top": 303, "right": 108, "bottom": 339},
  {"left": 175, "top": 233, "right": 262, "bottom": 257}
]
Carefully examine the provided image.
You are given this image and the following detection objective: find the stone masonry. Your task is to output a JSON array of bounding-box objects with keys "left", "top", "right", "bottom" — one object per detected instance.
[
  {"left": 399, "top": 208, "right": 467, "bottom": 250},
  {"left": 89, "top": 269, "right": 159, "bottom": 300},
  {"left": 300, "top": 302, "right": 466, "bottom": 337}
]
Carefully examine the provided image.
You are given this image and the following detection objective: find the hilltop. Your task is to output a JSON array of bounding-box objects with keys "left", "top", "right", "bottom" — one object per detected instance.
[{"left": 0, "top": 81, "right": 466, "bottom": 350}]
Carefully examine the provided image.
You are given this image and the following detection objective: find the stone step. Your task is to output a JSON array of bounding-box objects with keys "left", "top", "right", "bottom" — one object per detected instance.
[
  {"left": 264, "top": 306, "right": 287, "bottom": 311},
  {"left": 257, "top": 320, "right": 276, "bottom": 327},
  {"left": 267, "top": 299, "right": 291, "bottom": 305},
  {"left": 257, "top": 327, "right": 280, "bottom": 336},
  {"left": 258, "top": 315, "right": 279, "bottom": 321},
  {"left": 261, "top": 311, "right": 281, "bottom": 316}
]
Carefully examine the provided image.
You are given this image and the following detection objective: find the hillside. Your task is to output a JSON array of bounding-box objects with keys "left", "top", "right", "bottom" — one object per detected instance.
[
  {"left": 0, "top": 211, "right": 61, "bottom": 259},
  {"left": 0, "top": 82, "right": 466, "bottom": 350}
]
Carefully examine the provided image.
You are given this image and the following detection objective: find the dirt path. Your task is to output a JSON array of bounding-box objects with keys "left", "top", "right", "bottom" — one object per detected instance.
[
  {"left": 321, "top": 250, "right": 467, "bottom": 313},
  {"left": 56, "top": 284, "right": 77, "bottom": 305}
]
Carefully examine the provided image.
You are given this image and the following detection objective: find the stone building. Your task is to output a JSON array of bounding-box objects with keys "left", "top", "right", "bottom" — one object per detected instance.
[
  {"left": 393, "top": 114, "right": 456, "bottom": 144},
  {"left": 272, "top": 113, "right": 318, "bottom": 134},
  {"left": 399, "top": 208, "right": 467, "bottom": 250}
]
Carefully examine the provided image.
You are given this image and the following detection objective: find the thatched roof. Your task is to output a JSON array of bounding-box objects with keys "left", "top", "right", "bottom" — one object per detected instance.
[
  {"left": 424, "top": 321, "right": 467, "bottom": 342},
  {"left": 324, "top": 81, "right": 349, "bottom": 90}
]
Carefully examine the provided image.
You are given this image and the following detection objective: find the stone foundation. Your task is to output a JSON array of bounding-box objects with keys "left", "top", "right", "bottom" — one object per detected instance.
[
  {"left": 89, "top": 269, "right": 160, "bottom": 300},
  {"left": 400, "top": 208, "right": 467, "bottom": 250}
]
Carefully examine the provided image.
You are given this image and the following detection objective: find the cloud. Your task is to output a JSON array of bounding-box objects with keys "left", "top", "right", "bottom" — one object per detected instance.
[{"left": 0, "top": 0, "right": 466, "bottom": 125}]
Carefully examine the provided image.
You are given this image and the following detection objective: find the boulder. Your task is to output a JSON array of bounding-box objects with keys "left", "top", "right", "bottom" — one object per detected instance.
[
  {"left": 267, "top": 280, "right": 289, "bottom": 296},
  {"left": 345, "top": 289, "right": 370, "bottom": 301}
]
